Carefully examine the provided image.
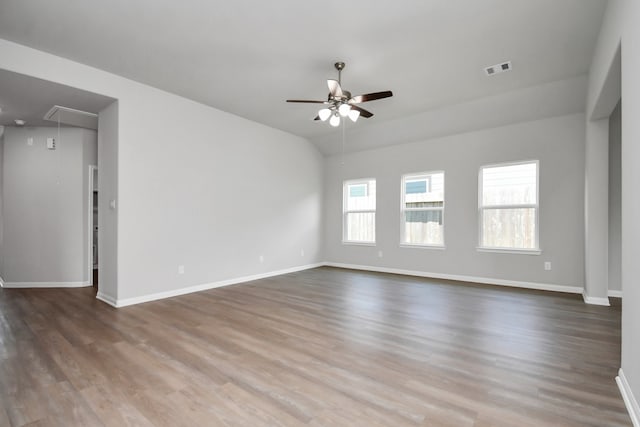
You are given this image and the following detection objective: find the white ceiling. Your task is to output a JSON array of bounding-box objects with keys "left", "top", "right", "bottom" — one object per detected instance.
[
  {"left": 0, "top": 69, "right": 115, "bottom": 128},
  {"left": 0, "top": 0, "right": 606, "bottom": 151}
]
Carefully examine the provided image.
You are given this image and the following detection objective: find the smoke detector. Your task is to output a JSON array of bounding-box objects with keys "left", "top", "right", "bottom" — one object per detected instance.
[
  {"left": 484, "top": 61, "right": 512, "bottom": 76},
  {"left": 14, "top": 119, "right": 26, "bottom": 126}
]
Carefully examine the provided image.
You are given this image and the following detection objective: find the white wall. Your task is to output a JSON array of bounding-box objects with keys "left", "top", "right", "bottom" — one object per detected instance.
[
  {"left": 608, "top": 101, "right": 622, "bottom": 293},
  {"left": 588, "top": 0, "right": 640, "bottom": 419},
  {"left": 1, "top": 126, "right": 97, "bottom": 284},
  {"left": 0, "top": 39, "right": 324, "bottom": 304},
  {"left": 324, "top": 113, "right": 586, "bottom": 289}
]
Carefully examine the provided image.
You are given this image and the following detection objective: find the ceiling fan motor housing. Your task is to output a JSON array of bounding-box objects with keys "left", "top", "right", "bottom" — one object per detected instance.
[{"left": 286, "top": 61, "right": 393, "bottom": 122}]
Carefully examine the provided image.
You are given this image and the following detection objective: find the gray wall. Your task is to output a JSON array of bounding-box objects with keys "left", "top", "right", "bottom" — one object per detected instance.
[
  {"left": 324, "top": 113, "right": 586, "bottom": 288},
  {"left": 0, "top": 40, "right": 325, "bottom": 306},
  {"left": 1, "top": 126, "right": 97, "bottom": 284},
  {"left": 116, "top": 105, "right": 324, "bottom": 301},
  {"left": 608, "top": 100, "right": 622, "bottom": 292},
  {"left": 97, "top": 101, "right": 118, "bottom": 301},
  {"left": 82, "top": 127, "right": 98, "bottom": 284},
  {"left": 588, "top": 0, "right": 640, "bottom": 406},
  {"left": 0, "top": 131, "right": 3, "bottom": 281}
]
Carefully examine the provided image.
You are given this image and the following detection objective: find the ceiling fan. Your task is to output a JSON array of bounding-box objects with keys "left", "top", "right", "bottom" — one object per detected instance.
[{"left": 287, "top": 62, "right": 393, "bottom": 127}]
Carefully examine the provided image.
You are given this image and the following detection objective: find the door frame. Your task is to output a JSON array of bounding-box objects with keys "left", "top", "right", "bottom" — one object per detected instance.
[{"left": 87, "top": 165, "right": 97, "bottom": 287}]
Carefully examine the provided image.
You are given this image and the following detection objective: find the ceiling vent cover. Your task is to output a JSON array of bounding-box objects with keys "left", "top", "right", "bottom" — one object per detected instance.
[
  {"left": 44, "top": 105, "right": 98, "bottom": 130},
  {"left": 484, "top": 61, "right": 512, "bottom": 76}
]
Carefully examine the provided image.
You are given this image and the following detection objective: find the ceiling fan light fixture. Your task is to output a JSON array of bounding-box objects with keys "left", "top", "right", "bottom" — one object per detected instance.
[
  {"left": 338, "top": 103, "right": 351, "bottom": 117},
  {"left": 318, "top": 108, "right": 332, "bottom": 121},
  {"left": 286, "top": 61, "right": 393, "bottom": 127}
]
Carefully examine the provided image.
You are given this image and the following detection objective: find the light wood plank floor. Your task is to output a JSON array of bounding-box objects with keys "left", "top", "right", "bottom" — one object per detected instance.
[{"left": 0, "top": 267, "right": 631, "bottom": 426}]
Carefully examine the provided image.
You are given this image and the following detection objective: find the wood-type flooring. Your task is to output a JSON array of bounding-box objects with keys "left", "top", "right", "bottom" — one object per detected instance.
[{"left": 0, "top": 267, "right": 631, "bottom": 426}]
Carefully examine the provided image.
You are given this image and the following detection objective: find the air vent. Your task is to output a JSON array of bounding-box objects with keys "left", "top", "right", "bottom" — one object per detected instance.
[
  {"left": 44, "top": 105, "right": 98, "bottom": 130},
  {"left": 484, "top": 61, "right": 512, "bottom": 77}
]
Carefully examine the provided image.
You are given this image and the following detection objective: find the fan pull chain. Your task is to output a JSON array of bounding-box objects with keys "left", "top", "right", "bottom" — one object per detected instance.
[{"left": 341, "top": 118, "right": 346, "bottom": 165}]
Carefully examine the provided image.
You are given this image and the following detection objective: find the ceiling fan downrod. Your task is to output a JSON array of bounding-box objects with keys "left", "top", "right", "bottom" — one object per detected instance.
[{"left": 335, "top": 61, "right": 345, "bottom": 86}]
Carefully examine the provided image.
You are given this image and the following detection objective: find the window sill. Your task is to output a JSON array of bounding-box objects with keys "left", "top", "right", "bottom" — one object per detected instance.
[
  {"left": 400, "top": 243, "right": 446, "bottom": 250},
  {"left": 342, "top": 241, "right": 376, "bottom": 247},
  {"left": 477, "top": 247, "right": 541, "bottom": 255}
]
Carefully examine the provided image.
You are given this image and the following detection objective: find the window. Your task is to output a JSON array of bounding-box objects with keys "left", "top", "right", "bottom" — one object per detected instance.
[
  {"left": 343, "top": 179, "right": 376, "bottom": 243},
  {"left": 479, "top": 161, "right": 539, "bottom": 251},
  {"left": 401, "top": 172, "right": 445, "bottom": 246}
]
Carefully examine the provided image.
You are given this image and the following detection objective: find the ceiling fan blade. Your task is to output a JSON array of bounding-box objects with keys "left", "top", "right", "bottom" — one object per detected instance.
[
  {"left": 351, "top": 105, "right": 374, "bottom": 118},
  {"left": 286, "top": 99, "right": 326, "bottom": 103},
  {"left": 327, "top": 79, "right": 343, "bottom": 97},
  {"left": 350, "top": 91, "right": 393, "bottom": 104}
]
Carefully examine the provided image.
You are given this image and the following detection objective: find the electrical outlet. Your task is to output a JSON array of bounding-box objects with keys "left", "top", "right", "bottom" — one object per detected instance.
[
  {"left": 544, "top": 262, "right": 551, "bottom": 271},
  {"left": 178, "top": 265, "right": 185, "bottom": 274},
  {"left": 301, "top": 249, "right": 305, "bottom": 257},
  {"left": 259, "top": 255, "right": 264, "bottom": 263},
  {"left": 27, "top": 137, "right": 34, "bottom": 146},
  {"left": 378, "top": 251, "right": 383, "bottom": 258}
]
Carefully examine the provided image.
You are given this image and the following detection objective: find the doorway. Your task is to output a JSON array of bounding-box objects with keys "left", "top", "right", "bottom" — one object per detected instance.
[{"left": 88, "top": 165, "right": 99, "bottom": 289}]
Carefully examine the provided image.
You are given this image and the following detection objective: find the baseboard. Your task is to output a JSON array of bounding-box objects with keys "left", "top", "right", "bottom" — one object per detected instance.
[
  {"left": 323, "top": 262, "right": 585, "bottom": 295},
  {"left": 609, "top": 289, "right": 623, "bottom": 298},
  {"left": 112, "top": 262, "right": 324, "bottom": 308},
  {"left": 616, "top": 368, "right": 640, "bottom": 427},
  {"left": 582, "top": 292, "right": 611, "bottom": 306},
  {"left": 96, "top": 291, "right": 118, "bottom": 308},
  {"left": 2, "top": 281, "right": 91, "bottom": 288}
]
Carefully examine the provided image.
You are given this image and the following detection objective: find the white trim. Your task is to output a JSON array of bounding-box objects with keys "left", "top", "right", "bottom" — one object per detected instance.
[
  {"left": 107, "top": 263, "right": 324, "bottom": 308},
  {"left": 343, "top": 178, "right": 377, "bottom": 245},
  {"left": 96, "top": 291, "right": 118, "bottom": 307},
  {"left": 342, "top": 241, "right": 376, "bottom": 246},
  {"left": 481, "top": 203, "right": 538, "bottom": 210},
  {"left": 609, "top": 289, "right": 623, "bottom": 298},
  {"left": 478, "top": 160, "right": 540, "bottom": 251},
  {"left": 477, "top": 247, "right": 542, "bottom": 255},
  {"left": 323, "top": 262, "right": 584, "bottom": 295},
  {"left": 617, "top": 369, "right": 640, "bottom": 427},
  {"left": 2, "top": 281, "right": 91, "bottom": 288},
  {"left": 399, "top": 244, "right": 446, "bottom": 250},
  {"left": 582, "top": 292, "right": 611, "bottom": 306},
  {"left": 87, "top": 165, "right": 97, "bottom": 287},
  {"left": 400, "top": 170, "right": 446, "bottom": 247}
]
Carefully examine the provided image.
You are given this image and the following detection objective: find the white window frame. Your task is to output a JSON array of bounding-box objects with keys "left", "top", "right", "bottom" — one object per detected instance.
[
  {"left": 343, "top": 178, "right": 376, "bottom": 245},
  {"left": 400, "top": 171, "right": 445, "bottom": 248},
  {"left": 478, "top": 160, "right": 541, "bottom": 254}
]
